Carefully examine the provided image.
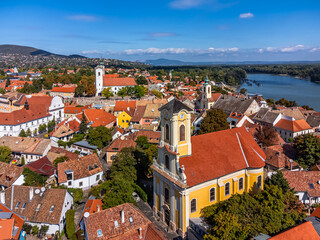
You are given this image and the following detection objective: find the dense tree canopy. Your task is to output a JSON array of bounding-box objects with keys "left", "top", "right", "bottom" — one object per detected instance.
[
  {"left": 101, "top": 87, "right": 114, "bottom": 99},
  {"left": 199, "top": 109, "right": 229, "bottom": 134},
  {"left": 87, "top": 126, "right": 112, "bottom": 149},
  {"left": 294, "top": 134, "right": 320, "bottom": 168},
  {"left": 255, "top": 126, "right": 279, "bottom": 147},
  {"left": 0, "top": 146, "right": 11, "bottom": 163},
  {"left": 201, "top": 171, "right": 305, "bottom": 240},
  {"left": 22, "top": 168, "right": 48, "bottom": 186}
]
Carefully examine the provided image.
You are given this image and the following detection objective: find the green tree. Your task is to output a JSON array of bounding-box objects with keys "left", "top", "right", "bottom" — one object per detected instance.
[
  {"left": 135, "top": 76, "right": 148, "bottom": 85},
  {"left": 74, "top": 84, "right": 85, "bottom": 97},
  {"left": 5, "top": 79, "right": 10, "bottom": 87},
  {"left": 199, "top": 109, "right": 229, "bottom": 134},
  {"left": 136, "top": 136, "right": 149, "bottom": 150},
  {"left": 26, "top": 128, "right": 32, "bottom": 137},
  {"left": 265, "top": 170, "right": 291, "bottom": 193},
  {"left": 87, "top": 126, "right": 112, "bottom": 149},
  {"left": 240, "top": 88, "right": 247, "bottom": 95},
  {"left": 151, "top": 89, "right": 162, "bottom": 99},
  {"left": 31, "top": 225, "right": 39, "bottom": 235},
  {"left": 39, "top": 225, "right": 49, "bottom": 235},
  {"left": 21, "top": 156, "right": 25, "bottom": 166},
  {"left": 66, "top": 209, "right": 75, "bottom": 239},
  {"left": 19, "top": 129, "right": 27, "bottom": 137},
  {"left": 33, "top": 128, "right": 38, "bottom": 136},
  {"left": 294, "top": 134, "right": 320, "bottom": 168},
  {"left": 117, "top": 88, "right": 127, "bottom": 99},
  {"left": 0, "top": 88, "right": 5, "bottom": 94},
  {"left": 134, "top": 85, "right": 147, "bottom": 98},
  {"left": 101, "top": 87, "right": 114, "bottom": 99},
  {"left": 0, "top": 146, "right": 11, "bottom": 163},
  {"left": 201, "top": 172, "right": 305, "bottom": 240},
  {"left": 22, "top": 168, "right": 47, "bottom": 186},
  {"left": 79, "top": 112, "right": 88, "bottom": 134},
  {"left": 53, "top": 156, "right": 69, "bottom": 167}
]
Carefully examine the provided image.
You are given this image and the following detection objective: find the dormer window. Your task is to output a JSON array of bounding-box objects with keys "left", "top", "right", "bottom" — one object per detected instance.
[
  {"left": 97, "top": 229, "right": 103, "bottom": 237},
  {"left": 36, "top": 204, "right": 41, "bottom": 211},
  {"left": 50, "top": 205, "right": 55, "bottom": 212},
  {"left": 15, "top": 202, "right": 21, "bottom": 209},
  {"left": 22, "top": 202, "right": 27, "bottom": 209},
  {"left": 114, "top": 220, "right": 119, "bottom": 228}
]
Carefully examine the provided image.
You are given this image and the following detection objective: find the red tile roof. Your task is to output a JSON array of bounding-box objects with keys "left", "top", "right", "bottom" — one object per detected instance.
[
  {"left": 84, "top": 109, "right": 116, "bottom": 128},
  {"left": 77, "top": 199, "right": 103, "bottom": 230},
  {"left": 269, "top": 221, "right": 320, "bottom": 240},
  {"left": 106, "top": 137, "right": 137, "bottom": 153},
  {"left": 114, "top": 100, "right": 136, "bottom": 113},
  {"left": 51, "top": 86, "right": 76, "bottom": 93},
  {"left": 64, "top": 105, "right": 90, "bottom": 114},
  {"left": 311, "top": 207, "right": 320, "bottom": 218},
  {"left": 179, "top": 127, "right": 266, "bottom": 187},
  {"left": 25, "top": 156, "right": 56, "bottom": 176},
  {"left": 0, "top": 105, "right": 50, "bottom": 125},
  {"left": 58, "top": 154, "right": 103, "bottom": 183},
  {"left": 104, "top": 74, "right": 120, "bottom": 78},
  {"left": 263, "top": 144, "right": 298, "bottom": 170},
  {"left": 0, "top": 203, "right": 24, "bottom": 240},
  {"left": 282, "top": 171, "right": 320, "bottom": 197},
  {"left": 275, "top": 119, "right": 312, "bottom": 132},
  {"left": 84, "top": 203, "right": 151, "bottom": 240},
  {"left": 103, "top": 77, "right": 137, "bottom": 87}
]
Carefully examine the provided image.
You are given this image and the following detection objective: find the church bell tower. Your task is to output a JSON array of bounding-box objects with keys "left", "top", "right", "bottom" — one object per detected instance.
[{"left": 95, "top": 60, "right": 105, "bottom": 96}]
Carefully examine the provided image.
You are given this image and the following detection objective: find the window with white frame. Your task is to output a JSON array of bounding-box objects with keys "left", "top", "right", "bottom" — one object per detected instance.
[
  {"left": 225, "top": 182, "right": 230, "bottom": 196},
  {"left": 210, "top": 188, "right": 215, "bottom": 202},
  {"left": 239, "top": 177, "right": 244, "bottom": 191},
  {"left": 190, "top": 199, "right": 197, "bottom": 213}
]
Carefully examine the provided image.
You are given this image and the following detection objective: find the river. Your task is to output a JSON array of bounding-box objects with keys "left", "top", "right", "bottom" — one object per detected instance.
[{"left": 240, "top": 74, "right": 320, "bottom": 111}]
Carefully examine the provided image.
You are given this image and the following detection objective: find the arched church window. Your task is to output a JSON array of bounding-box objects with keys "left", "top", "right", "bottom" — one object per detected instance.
[
  {"left": 165, "top": 124, "right": 170, "bottom": 141},
  {"left": 190, "top": 199, "right": 197, "bottom": 213},
  {"left": 179, "top": 125, "right": 185, "bottom": 141},
  {"left": 164, "top": 187, "right": 170, "bottom": 204},
  {"left": 165, "top": 155, "right": 170, "bottom": 170}
]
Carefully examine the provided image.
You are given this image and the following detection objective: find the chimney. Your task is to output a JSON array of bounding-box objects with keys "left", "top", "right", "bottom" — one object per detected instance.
[
  {"left": 289, "top": 159, "right": 293, "bottom": 171},
  {"left": 10, "top": 185, "right": 14, "bottom": 210},
  {"left": 121, "top": 210, "right": 125, "bottom": 223},
  {"left": 97, "top": 204, "right": 100, "bottom": 212},
  {"left": 29, "top": 187, "right": 34, "bottom": 201}
]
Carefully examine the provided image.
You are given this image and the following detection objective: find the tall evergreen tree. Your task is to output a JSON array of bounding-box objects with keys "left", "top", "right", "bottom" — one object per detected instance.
[{"left": 79, "top": 112, "right": 88, "bottom": 134}]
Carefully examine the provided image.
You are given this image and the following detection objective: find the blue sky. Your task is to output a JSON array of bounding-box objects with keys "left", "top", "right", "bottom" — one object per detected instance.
[{"left": 1, "top": 0, "right": 320, "bottom": 61}]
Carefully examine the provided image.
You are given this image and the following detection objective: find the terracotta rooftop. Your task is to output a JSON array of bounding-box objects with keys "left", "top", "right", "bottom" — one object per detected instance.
[
  {"left": 114, "top": 100, "right": 136, "bottom": 113},
  {"left": 77, "top": 199, "right": 103, "bottom": 230},
  {"left": 179, "top": 127, "right": 266, "bottom": 187},
  {"left": 275, "top": 119, "right": 312, "bottom": 132},
  {"left": 64, "top": 105, "right": 89, "bottom": 115},
  {"left": 3, "top": 186, "right": 70, "bottom": 225},
  {"left": 84, "top": 109, "right": 116, "bottom": 128},
  {"left": 24, "top": 156, "right": 56, "bottom": 176},
  {"left": 0, "top": 104, "right": 50, "bottom": 125},
  {"left": 47, "top": 146, "right": 79, "bottom": 163},
  {"left": 131, "top": 105, "right": 146, "bottom": 123},
  {"left": 0, "top": 162, "right": 23, "bottom": 188},
  {"left": 0, "top": 203, "right": 24, "bottom": 240},
  {"left": 84, "top": 203, "right": 152, "bottom": 240},
  {"left": 106, "top": 137, "right": 137, "bottom": 153},
  {"left": 0, "top": 136, "right": 51, "bottom": 156},
  {"left": 57, "top": 154, "right": 103, "bottom": 183},
  {"left": 132, "top": 130, "right": 161, "bottom": 144},
  {"left": 273, "top": 108, "right": 306, "bottom": 120},
  {"left": 103, "top": 77, "right": 137, "bottom": 87},
  {"left": 142, "top": 103, "right": 163, "bottom": 119},
  {"left": 51, "top": 86, "right": 76, "bottom": 93},
  {"left": 269, "top": 221, "right": 320, "bottom": 240},
  {"left": 282, "top": 171, "right": 320, "bottom": 197},
  {"left": 311, "top": 207, "right": 320, "bottom": 218},
  {"left": 263, "top": 144, "right": 299, "bottom": 170}
]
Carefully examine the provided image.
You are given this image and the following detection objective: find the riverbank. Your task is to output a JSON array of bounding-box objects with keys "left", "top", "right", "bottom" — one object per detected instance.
[{"left": 240, "top": 74, "right": 320, "bottom": 111}]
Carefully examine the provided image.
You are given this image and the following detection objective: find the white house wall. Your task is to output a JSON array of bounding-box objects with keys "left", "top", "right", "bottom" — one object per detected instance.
[{"left": 60, "top": 172, "right": 103, "bottom": 190}]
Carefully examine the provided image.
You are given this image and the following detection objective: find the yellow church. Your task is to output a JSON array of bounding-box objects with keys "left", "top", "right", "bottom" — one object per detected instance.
[{"left": 152, "top": 99, "right": 266, "bottom": 238}]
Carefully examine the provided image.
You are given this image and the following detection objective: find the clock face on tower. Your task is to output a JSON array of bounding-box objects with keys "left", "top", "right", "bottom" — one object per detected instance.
[{"left": 180, "top": 113, "right": 184, "bottom": 119}]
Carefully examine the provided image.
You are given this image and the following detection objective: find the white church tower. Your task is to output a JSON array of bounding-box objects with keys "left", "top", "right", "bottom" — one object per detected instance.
[
  {"left": 200, "top": 76, "right": 212, "bottom": 109},
  {"left": 95, "top": 60, "right": 105, "bottom": 96}
]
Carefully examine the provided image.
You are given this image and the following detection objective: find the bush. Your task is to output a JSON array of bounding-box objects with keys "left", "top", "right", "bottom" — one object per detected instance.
[
  {"left": 39, "top": 225, "right": 49, "bottom": 235},
  {"left": 133, "top": 183, "right": 148, "bottom": 202},
  {"left": 31, "top": 225, "right": 39, "bottom": 235},
  {"left": 66, "top": 209, "right": 75, "bottom": 239},
  {"left": 22, "top": 168, "right": 48, "bottom": 186},
  {"left": 22, "top": 223, "right": 32, "bottom": 234}
]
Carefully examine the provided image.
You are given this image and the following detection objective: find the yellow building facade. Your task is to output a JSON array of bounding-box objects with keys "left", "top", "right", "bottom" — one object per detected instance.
[
  {"left": 152, "top": 99, "right": 265, "bottom": 238},
  {"left": 116, "top": 110, "right": 132, "bottom": 129}
]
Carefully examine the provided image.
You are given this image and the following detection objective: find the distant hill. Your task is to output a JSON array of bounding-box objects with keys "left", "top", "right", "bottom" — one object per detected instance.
[
  {"left": 142, "top": 58, "right": 320, "bottom": 66},
  {"left": 0, "top": 44, "right": 86, "bottom": 58}
]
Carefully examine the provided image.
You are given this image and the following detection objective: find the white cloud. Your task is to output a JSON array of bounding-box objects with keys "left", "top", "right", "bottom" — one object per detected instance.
[
  {"left": 280, "top": 44, "right": 305, "bottom": 52},
  {"left": 68, "top": 15, "right": 99, "bottom": 22},
  {"left": 81, "top": 50, "right": 104, "bottom": 54},
  {"left": 169, "top": 0, "right": 206, "bottom": 9},
  {"left": 265, "top": 45, "right": 306, "bottom": 53},
  {"left": 209, "top": 47, "right": 239, "bottom": 52},
  {"left": 310, "top": 47, "right": 320, "bottom": 52},
  {"left": 239, "top": 13, "right": 254, "bottom": 19},
  {"left": 258, "top": 48, "right": 264, "bottom": 53}
]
